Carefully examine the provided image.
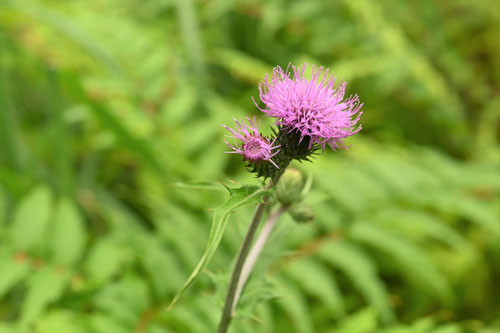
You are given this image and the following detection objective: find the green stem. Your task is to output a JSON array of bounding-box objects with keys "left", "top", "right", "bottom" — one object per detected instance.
[
  {"left": 217, "top": 176, "right": 281, "bottom": 333},
  {"left": 231, "top": 204, "right": 288, "bottom": 313}
]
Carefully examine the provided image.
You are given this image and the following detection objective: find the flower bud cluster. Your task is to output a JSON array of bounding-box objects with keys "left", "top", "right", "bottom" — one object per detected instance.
[{"left": 276, "top": 168, "right": 314, "bottom": 223}]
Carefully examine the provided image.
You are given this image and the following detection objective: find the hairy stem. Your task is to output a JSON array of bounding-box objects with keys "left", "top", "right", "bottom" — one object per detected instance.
[
  {"left": 218, "top": 176, "right": 281, "bottom": 333},
  {"left": 231, "top": 205, "right": 288, "bottom": 313}
]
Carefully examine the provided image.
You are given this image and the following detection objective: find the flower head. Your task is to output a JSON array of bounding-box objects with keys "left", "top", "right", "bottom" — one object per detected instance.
[
  {"left": 255, "top": 63, "right": 363, "bottom": 150},
  {"left": 222, "top": 117, "right": 280, "bottom": 169}
]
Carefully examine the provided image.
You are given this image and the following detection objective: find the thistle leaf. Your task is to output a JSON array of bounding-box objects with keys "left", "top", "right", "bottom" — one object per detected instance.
[{"left": 167, "top": 184, "right": 270, "bottom": 310}]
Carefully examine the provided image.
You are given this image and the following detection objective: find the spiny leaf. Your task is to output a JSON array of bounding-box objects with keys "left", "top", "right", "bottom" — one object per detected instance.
[{"left": 167, "top": 184, "right": 270, "bottom": 310}]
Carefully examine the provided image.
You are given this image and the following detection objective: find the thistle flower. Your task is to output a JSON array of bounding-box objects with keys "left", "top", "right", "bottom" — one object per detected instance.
[
  {"left": 222, "top": 117, "right": 280, "bottom": 169},
  {"left": 255, "top": 63, "right": 363, "bottom": 150}
]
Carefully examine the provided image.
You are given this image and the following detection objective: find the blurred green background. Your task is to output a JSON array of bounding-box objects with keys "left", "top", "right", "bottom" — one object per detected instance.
[{"left": 0, "top": 0, "right": 499, "bottom": 332}]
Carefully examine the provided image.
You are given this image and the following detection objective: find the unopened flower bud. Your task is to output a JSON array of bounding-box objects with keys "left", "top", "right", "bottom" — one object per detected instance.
[
  {"left": 276, "top": 168, "right": 305, "bottom": 206},
  {"left": 222, "top": 117, "right": 282, "bottom": 178},
  {"left": 289, "top": 203, "right": 314, "bottom": 223}
]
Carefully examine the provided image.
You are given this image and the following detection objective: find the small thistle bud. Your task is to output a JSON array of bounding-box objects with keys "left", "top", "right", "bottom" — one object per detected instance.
[
  {"left": 289, "top": 203, "right": 314, "bottom": 223},
  {"left": 276, "top": 168, "right": 305, "bottom": 206},
  {"left": 222, "top": 117, "right": 281, "bottom": 178}
]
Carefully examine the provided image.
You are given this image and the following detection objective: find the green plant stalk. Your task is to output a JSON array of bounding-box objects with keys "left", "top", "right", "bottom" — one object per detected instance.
[
  {"left": 218, "top": 176, "right": 281, "bottom": 333},
  {"left": 231, "top": 205, "right": 288, "bottom": 313}
]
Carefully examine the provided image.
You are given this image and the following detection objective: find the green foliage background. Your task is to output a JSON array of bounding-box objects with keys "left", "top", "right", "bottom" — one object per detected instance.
[{"left": 0, "top": 0, "right": 499, "bottom": 332}]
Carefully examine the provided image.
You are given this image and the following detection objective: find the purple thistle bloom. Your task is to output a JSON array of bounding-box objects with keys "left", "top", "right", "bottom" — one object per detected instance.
[
  {"left": 222, "top": 117, "right": 281, "bottom": 169},
  {"left": 255, "top": 63, "right": 363, "bottom": 150}
]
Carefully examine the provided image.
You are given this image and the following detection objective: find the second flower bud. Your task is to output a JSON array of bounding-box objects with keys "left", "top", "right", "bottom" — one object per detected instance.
[{"left": 275, "top": 167, "right": 305, "bottom": 206}]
